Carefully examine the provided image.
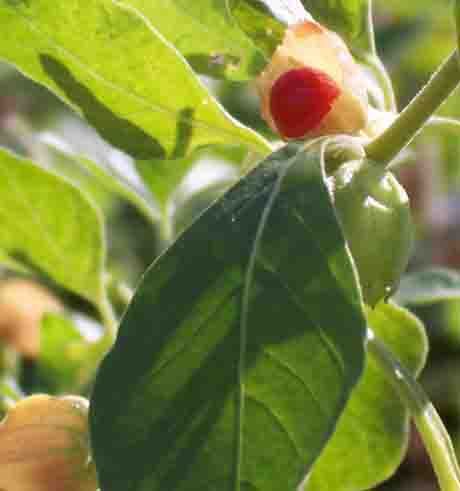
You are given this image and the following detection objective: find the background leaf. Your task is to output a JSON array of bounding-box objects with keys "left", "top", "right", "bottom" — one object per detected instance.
[
  {"left": 135, "top": 146, "right": 242, "bottom": 213},
  {"left": 301, "top": 0, "right": 370, "bottom": 48},
  {"left": 123, "top": 0, "right": 266, "bottom": 81},
  {"left": 229, "top": 0, "right": 372, "bottom": 60},
  {"left": 77, "top": 155, "right": 160, "bottom": 226},
  {"left": 305, "top": 301, "right": 428, "bottom": 490},
  {"left": 0, "top": 148, "right": 106, "bottom": 305},
  {"left": 37, "top": 313, "right": 104, "bottom": 394},
  {"left": 456, "top": 0, "right": 460, "bottom": 44},
  {"left": 90, "top": 141, "right": 366, "bottom": 491},
  {"left": 0, "top": 0, "right": 269, "bottom": 160},
  {"left": 393, "top": 268, "right": 460, "bottom": 306},
  {"left": 229, "top": 0, "right": 289, "bottom": 59}
]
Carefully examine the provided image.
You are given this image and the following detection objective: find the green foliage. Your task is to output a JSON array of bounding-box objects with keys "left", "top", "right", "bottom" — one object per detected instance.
[
  {"left": 0, "top": 0, "right": 269, "bottom": 160},
  {"left": 394, "top": 268, "right": 460, "bottom": 306},
  {"left": 0, "top": 148, "right": 106, "bottom": 305},
  {"left": 229, "top": 0, "right": 372, "bottom": 59},
  {"left": 38, "top": 313, "right": 103, "bottom": 394},
  {"left": 90, "top": 142, "right": 366, "bottom": 491},
  {"left": 229, "top": 0, "right": 286, "bottom": 59},
  {"left": 307, "top": 302, "right": 428, "bottom": 490},
  {"left": 123, "top": 0, "right": 266, "bottom": 81},
  {"left": 135, "top": 145, "right": 244, "bottom": 216},
  {"left": 0, "top": 1, "right": 459, "bottom": 490},
  {"left": 332, "top": 160, "right": 414, "bottom": 305},
  {"left": 300, "top": 0, "right": 369, "bottom": 47}
]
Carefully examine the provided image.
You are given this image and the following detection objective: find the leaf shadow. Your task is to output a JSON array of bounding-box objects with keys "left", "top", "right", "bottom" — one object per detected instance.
[{"left": 39, "top": 54, "right": 166, "bottom": 160}]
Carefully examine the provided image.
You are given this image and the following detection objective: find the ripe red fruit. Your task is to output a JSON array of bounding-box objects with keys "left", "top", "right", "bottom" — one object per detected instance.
[
  {"left": 270, "top": 67, "right": 341, "bottom": 139},
  {"left": 256, "top": 21, "right": 368, "bottom": 139}
]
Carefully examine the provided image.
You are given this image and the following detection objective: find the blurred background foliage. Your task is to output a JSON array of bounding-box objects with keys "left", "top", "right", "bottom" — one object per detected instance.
[{"left": 0, "top": 1, "right": 460, "bottom": 489}]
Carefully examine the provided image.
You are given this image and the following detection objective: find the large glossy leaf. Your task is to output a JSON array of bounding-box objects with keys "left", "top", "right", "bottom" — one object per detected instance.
[
  {"left": 306, "top": 301, "right": 428, "bottom": 490},
  {"left": 0, "top": 148, "right": 105, "bottom": 305},
  {"left": 0, "top": 0, "right": 269, "bottom": 160},
  {"left": 90, "top": 141, "right": 366, "bottom": 491},
  {"left": 394, "top": 268, "right": 460, "bottom": 306},
  {"left": 123, "top": 0, "right": 266, "bottom": 81}
]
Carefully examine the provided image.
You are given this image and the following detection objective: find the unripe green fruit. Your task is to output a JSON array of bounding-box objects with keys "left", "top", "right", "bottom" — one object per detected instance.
[{"left": 331, "top": 159, "right": 413, "bottom": 306}]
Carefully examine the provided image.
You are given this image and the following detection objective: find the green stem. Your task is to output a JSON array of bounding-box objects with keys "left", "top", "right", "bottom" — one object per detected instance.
[
  {"left": 428, "top": 116, "right": 460, "bottom": 131},
  {"left": 356, "top": 0, "right": 396, "bottom": 112},
  {"left": 158, "top": 211, "right": 174, "bottom": 250},
  {"left": 98, "top": 293, "right": 118, "bottom": 349},
  {"left": 240, "top": 150, "right": 264, "bottom": 174},
  {"left": 115, "top": 281, "right": 134, "bottom": 307},
  {"left": 364, "top": 0, "right": 377, "bottom": 56},
  {"left": 366, "top": 51, "right": 460, "bottom": 166},
  {"left": 367, "top": 328, "right": 460, "bottom": 491},
  {"left": 364, "top": 54, "right": 397, "bottom": 113}
]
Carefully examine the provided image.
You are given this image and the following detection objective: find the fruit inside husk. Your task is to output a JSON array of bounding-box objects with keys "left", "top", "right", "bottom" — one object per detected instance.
[{"left": 330, "top": 159, "right": 414, "bottom": 306}]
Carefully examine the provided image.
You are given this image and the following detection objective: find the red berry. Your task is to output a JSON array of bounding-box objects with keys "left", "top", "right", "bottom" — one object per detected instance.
[{"left": 269, "top": 67, "right": 341, "bottom": 139}]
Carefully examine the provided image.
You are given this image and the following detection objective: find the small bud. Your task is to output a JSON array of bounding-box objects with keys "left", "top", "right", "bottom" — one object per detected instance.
[
  {"left": 0, "top": 394, "right": 98, "bottom": 491},
  {"left": 0, "top": 279, "right": 62, "bottom": 358},
  {"left": 256, "top": 21, "right": 368, "bottom": 139}
]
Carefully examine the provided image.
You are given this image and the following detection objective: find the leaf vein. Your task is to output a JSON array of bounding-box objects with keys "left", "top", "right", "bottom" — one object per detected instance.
[{"left": 263, "top": 349, "right": 328, "bottom": 419}]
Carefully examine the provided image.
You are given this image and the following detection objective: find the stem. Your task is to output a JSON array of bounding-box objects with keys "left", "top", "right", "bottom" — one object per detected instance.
[
  {"left": 240, "top": 150, "right": 264, "bottom": 174},
  {"left": 356, "top": 0, "right": 396, "bottom": 112},
  {"left": 98, "top": 293, "right": 118, "bottom": 349},
  {"left": 158, "top": 211, "right": 174, "bottom": 250},
  {"left": 115, "top": 281, "right": 134, "bottom": 307},
  {"left": 367, "top": 328, "right": 460, "bottom": 491},
  {"left": 366, "top": 51, "right": 460, "bottom": 166},
  {"left": 364, "top": 0, "right": 377, "bottom": 56},
  {"left": 364, "top": 54, "right": 397, "bottom": 113},
  {"left": 428, "top": 116, "right": 460, "bottom": 131}
]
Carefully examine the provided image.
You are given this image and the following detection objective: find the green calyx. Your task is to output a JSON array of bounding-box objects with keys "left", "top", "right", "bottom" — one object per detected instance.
[{"left": 330, "top": 159, "right": 414, "bottom": 306}]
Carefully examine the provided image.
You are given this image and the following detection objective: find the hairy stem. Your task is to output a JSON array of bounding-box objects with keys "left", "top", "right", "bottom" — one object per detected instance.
[
  {"left": 366, "top": 51, "right": 460, "bottom": 166},
  {"left": 367, "top": 328, "right": 460, "bottom": 491}
]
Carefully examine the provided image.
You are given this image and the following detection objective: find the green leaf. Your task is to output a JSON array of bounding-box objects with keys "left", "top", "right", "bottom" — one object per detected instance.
[
  {"left": 171, "top": 173, "right": 238, "bottom": 237},
  {"left": 0, "top": 148, "right": 106, "bottom": 305},
  {"left": 136, "top": 145, "right": 244, "bottom": 213},
  {"left": 306, "top": 301, "right": 428, "bottom": 490},
  {"left": 301, "top": 0, "right": 369, "bottom": 46},
  {"left": 37, "top": 313, "right": 104, "bottom": 394},
  {"left": 229, "top": 0, "right": 373, "bottom": 60},
  {"left": 38, "top": 122, "right": 162, "bottom": 225},
  {"left": 0, "top": 250, "right": 31, "bottom": 275},
  {"left": 0, "top": 0, "right": 269, "bottom": 160},
  {"left": 77, "top": 156, "right": 161, "bottom": 226},
  {"left": 229, "top": 0, "right": 288, "bottom": 59},
  {"left": 90, "top": 141, "right": 366, "bottom": 491},
  {"left": 123, "top": 0, "right": 266, "bottom": 81},
  {"left": 393, "top": 268, "right": 460, "bottom": 306},
  {"left": 456, "top": 0, "right": 460, "bottom": 44}
]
